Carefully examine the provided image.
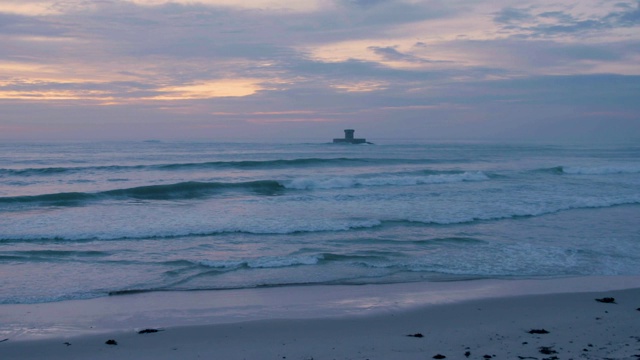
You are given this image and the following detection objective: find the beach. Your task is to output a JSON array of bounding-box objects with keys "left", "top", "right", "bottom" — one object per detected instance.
[
  {"left": 2, "top": 276, "right": 640, "bottom": 359},
  {"left": 3, "top": 0, "right": 640, "bottom": 356}
]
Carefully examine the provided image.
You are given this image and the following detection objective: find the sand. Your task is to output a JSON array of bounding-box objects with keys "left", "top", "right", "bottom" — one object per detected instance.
[{"left": 2, "top": 276, "right": 640, "bottom": 359}]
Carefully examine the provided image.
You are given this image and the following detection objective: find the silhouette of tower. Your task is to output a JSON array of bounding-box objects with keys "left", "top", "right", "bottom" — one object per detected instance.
[
  {"left": 333, "top": 129, "right": 366, "bottom": 144},
  {"left": 344, "top": 129, "right": 355, "bottom": 140}
]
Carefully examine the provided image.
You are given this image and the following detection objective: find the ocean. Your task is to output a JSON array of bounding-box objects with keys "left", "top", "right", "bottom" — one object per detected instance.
[{"left": 1, "top": 140, "right": 639, "bottom": 304}]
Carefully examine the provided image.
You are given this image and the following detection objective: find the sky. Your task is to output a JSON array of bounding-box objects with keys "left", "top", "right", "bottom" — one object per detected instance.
[{"left": 1, "top": 0, "right": 639, "bottom": 142}]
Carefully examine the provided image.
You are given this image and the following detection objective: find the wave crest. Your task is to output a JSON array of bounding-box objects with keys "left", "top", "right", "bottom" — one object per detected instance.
[
  {"left": 0, "top": 180, "right": 284, "bottom": 204},
  {"left": 561, "top": 165, "right": 640, "bottom": 175},
  {"left": 197, "top": 255, "right": 323, "bottom": 269},
  {"left": 285, "top": 171, "right": 489, "bottom": 190},
  {"left": 0, "top": 157, "right": 434, "bottom": 178}
]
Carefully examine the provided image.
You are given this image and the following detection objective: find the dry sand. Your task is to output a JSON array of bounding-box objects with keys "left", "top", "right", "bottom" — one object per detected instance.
[{"left": 1, "top": 276, "right": 640, "bottom": 359}]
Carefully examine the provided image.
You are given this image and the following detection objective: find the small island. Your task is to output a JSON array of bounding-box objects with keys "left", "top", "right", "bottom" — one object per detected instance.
[{"left": 333, "top": 129, "right": 367, "bottom": 144}]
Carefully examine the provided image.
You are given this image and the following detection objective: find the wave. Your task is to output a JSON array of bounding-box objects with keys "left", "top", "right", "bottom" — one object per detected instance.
[
  {"left": 158, "top": 157, "right": 370, "bottom": 170},
  {"left": 411, "top": 237, "right": 487, "bottom": 245},
  {"left": 537, "top": 165, "right": 640, "bottom": 175},
  {"left": 0, "top": 180, "right": 285, "bottom": 205},
  {"left": 284, "top": 171, "right": 489, "bottom": 190},
  {"left": 0, "top": 157, "right": 437, "bottom": 178},
  {"left": 533, "top": 166, "right": 565, "bottom": 175},
  {"left": 0, "top": 220, "right": 385, "bottom": 243},
  {"left": 106, "top": 281, "right": 344, "bottom": 297},
  {"left": 193, "top": 252, "right": 395, "bottom": 271},
  {"left": 0, "top": 167, "right": 74, "bottom": 176},
  {"left": 196, "top": 254, "right": 324, "bottom": 270},
  {"left": 0, "top": 250, "right": 108, "bottom": 261},
  {"left": 561, "top": 164, "right": 640, "bottom": 175},
  {"left": 0, "top": 292, "right": 104, "bottom": 305},
  {"left": 3, "top": 199, "right": 639, "bottom": 243},
  {"left": 0, "top": 170, "right": 488, "bottom": 205}
]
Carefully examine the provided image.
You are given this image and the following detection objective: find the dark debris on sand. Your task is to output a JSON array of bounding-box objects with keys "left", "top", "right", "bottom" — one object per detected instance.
[
  {"left": 407, "top": 333, "right": 424, "bottom": 338},
  {"left": 138, "top": 328, "right": 163, "bottom": 334},
  {"left": 539, "top": 346, "right": 557, "bottom": 355},
  {"left": 595, "top": 297, "right": 617, "bottom": 304},
  {"left": 433, "top": 354, "right": 446, "bottom": 359},
  {"left": 105, "top": 339, "right": 118, "bottom": 345},
  {"left": 528, "top": 329, "right": 550, "bottom": 334}
]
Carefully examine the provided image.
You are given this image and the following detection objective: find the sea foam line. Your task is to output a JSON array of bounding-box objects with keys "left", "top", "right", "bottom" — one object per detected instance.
[
  {"left": 537, "top": 165, "right": 640, "bottom": 175},
  {"left": 2, "top": 199, "right": 639, "bottom": 243}
]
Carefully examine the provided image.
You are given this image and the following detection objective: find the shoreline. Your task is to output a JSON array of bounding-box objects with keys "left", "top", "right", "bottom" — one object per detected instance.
[{"left": 2, "top": 276, "right": 640, "bottom": 359}]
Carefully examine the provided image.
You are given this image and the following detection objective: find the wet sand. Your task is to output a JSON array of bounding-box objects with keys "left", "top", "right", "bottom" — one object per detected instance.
[{"left": 2, "top": 277, "right": 640, "bottom": 359}]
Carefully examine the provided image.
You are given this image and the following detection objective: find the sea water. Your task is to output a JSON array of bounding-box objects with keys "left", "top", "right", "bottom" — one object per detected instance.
[{"left": 1, "top": 140, "right": 639, "bottom": 304}]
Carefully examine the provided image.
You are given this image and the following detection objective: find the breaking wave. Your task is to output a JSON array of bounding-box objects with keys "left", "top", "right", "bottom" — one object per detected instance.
[
  {"left": 0, "top": 157, "right": 437, "bottom": 178},
  {"left": 561, "top": 164, "right": 640, "bottom": 175},
  {"left": 0, "top": 171, "right": 489, "bottom": 205},
  {"left": 537, "top": 165, "right": 640, "bottom": 175},
  {"left": 196, "top": 255, "right": 324, "bottom": 270},
  {"left": 0, "top": 180, "right": 285, "bottom": 204},
  {"left": 3, "top": 198, "right": 639, "bottom": 243}
]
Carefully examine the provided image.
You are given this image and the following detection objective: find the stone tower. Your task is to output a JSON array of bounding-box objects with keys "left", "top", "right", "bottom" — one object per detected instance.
[{"left": 333, "top": 129, "right": 366, "bottom": 144}]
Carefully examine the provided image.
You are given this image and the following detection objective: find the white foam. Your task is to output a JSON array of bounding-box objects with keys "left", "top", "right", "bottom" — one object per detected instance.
[
  {"left": 197, "top": 259, "right": 245, "bottom": 269},
  {"left": 198, "top": 255, "right": 322, "bottom": 269},
  {"left": 247, "top": 255, "right": 322, "bottom": 268},
  {"left": 563, "top": 164, "right": 640, "bottom": 175}
]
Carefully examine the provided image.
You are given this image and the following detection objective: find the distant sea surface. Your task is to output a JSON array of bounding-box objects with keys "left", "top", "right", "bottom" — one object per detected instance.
[{"left": 1, "top": 140, "right": 639, "bottom": 304}]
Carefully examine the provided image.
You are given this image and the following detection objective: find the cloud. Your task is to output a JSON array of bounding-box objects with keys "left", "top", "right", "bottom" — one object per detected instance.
[
  {"left": 492, "top": 0, "right": 640, "bottom": 37},
  {"left": 0, "top": 76, "right": 263, "bottom": 103},
  {"left": 0, "top": 12, "right": 66, "bottom": 37},
  {"left": 493, "top": 7, "right": 534, "bottom": 24},
  {"left": 330, "top": 80, "right": 387, "bottom": 92},
  {"left": 151, "top": 79, "right": 262, "bottom": 100},
  {"left": 1, "top": 0, "right": 639, "bottom": 141},
  {"left": 367, "top": 45, "right": 453, "bottom": 65},
  {"left": 608, "top": 0, "right": 640, "bottom": 26},
  {"left": 0, "top": 1, "right": 61, "bottom": 16},
  {"left": 343, "top": 0, "right": 389, "bottom": 7},
  {"left": 433, "top": 38, "right": 639, "bottom": 76},
  {"left": 126, "top": 0, "right": 324, "bottom": 12}
]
